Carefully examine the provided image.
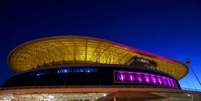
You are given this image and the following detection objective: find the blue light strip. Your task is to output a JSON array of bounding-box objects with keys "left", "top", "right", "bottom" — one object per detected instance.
[{"left": 57, "top": 68, "right": 97, "bottom": 74}]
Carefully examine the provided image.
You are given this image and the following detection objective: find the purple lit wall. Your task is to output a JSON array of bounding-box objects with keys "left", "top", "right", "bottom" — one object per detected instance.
[{"left": 114, "top": 71, "right": 179, "bottom": 89}]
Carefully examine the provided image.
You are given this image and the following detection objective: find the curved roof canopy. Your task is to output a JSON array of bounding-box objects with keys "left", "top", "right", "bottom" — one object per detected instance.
[{"left": 8, "top": 36, "right": 188, "bottom": 80}]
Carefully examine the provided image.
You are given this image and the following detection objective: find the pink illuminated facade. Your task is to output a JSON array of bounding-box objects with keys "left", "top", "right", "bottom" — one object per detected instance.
[{"left": 114, "top": 71, "right": 178, "bottom": 89}]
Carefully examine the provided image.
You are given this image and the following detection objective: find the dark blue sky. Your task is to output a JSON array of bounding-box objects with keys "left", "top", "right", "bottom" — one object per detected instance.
[{"left": 0, "top": 0, "right": 201, "bottom": 90}]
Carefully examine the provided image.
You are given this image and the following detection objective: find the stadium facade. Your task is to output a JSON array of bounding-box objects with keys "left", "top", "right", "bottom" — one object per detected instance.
[{"left": 0, "top": 36, "right": 200, "bottom": 101}]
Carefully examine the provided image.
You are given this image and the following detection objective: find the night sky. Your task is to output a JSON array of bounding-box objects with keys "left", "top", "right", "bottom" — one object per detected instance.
[{"left": 0, "top": 0, "right": 201, "bottom": 90}]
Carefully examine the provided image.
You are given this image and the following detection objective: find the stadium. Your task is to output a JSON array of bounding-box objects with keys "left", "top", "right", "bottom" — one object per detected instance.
[{"left": 0, "top": 36, "right": 200, "bottom": 101}]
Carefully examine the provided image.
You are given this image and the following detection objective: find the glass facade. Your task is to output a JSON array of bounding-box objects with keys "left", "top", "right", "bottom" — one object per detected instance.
[
  {"left": 3, "top": 66, "right": 180, "bottom": 89},
  {"left": 114, "top": 71, "right": 178, "bottom": 88}
]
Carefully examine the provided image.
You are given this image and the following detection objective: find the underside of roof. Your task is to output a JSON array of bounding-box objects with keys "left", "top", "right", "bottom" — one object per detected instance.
[{"left": 8, "top": 36, "right": 188, "bottom": 80}]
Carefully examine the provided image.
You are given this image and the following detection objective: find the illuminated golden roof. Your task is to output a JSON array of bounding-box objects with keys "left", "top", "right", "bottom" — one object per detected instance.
[{"left": 8, "top": 36, "right": 188, "bottom": 80}]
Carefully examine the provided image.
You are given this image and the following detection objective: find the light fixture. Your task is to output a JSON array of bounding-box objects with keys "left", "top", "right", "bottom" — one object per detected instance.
[
  {"left": 103, "top": 93, "right": 107, "bottom": 97},
  {"left": 47, "top": 95, "right": 54, "bottom": 99},
  {"left": 187, "top": 94, "right": 191, "bottom": 97}
]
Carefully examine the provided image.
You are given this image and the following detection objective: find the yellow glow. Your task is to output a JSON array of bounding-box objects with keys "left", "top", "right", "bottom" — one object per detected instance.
[{"left": 8, "top": 36, "right": 188, "bottom": 80}]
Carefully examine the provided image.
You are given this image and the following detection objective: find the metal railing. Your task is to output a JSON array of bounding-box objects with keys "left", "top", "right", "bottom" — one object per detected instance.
[{"left": 182, "top": 87, "right": 201, "bottom": 93}]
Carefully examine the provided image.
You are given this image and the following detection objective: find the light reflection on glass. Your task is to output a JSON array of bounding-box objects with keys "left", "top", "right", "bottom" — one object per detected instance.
[
  {"left": 144, "top": 74, "right": 150, "bottom": 83},
  {"left": 130, "top": 74, "right": 134, "bottom": 81},
  {"left": 151, "top": 75, "right": 156, "bottom": 84},
  {"left": 136, "top": 73, "right": 142, "bottom": 82},
  {"left": 120, "top": 74, "right": 125, "bottom": 81},
  {"left": 157, "top": 76, "right": 162, "bottom": 85}
]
